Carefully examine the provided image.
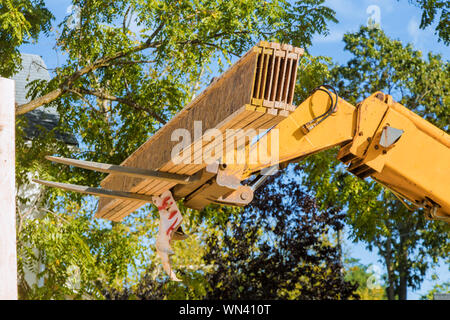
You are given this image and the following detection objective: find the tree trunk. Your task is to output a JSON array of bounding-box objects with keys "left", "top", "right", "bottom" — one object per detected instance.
[
  {"left": 398, "top": 224, "right": 409, "bottom": 300},
  {"left": 398, "top": 273, "right": 407, "bottom": 300},
  {"left": 382, "top": 237, "right": 396, "bottom": 300}
]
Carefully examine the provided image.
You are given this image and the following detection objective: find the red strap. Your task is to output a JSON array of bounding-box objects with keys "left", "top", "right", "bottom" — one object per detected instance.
[
  {"left": 158, "top": 196, "right": 173, "bottom": 211},
  {"left": 166, "top": 218, "right": 179, "bottom": 236},
  {"left": 169, "top": 210, "right": 178, "bottom": 220}
]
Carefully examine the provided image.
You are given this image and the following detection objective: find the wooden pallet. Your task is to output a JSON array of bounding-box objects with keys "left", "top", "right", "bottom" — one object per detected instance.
[{"left": 96, "top": 41, "right": 303, "bottom": 221}]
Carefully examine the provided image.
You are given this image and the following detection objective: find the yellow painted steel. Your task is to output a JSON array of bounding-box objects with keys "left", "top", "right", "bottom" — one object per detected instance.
[
  {"left": 244, "top": 89, "right": 357, "bottom": 175},
  {"left": 243, "top": 89, "right": 450, "bottom": 222}
]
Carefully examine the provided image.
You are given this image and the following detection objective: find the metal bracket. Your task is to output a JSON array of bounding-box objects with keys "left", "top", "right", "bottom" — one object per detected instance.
[
  {"left": 249, "top": 165, "right": 279, "bottom": 191},
  {"left": 425, "top": 205, "right": 449, "bottom": 222},
  {"left": 209, "top": 185, "right": 254, "bottom": 206},
  {"left": 421, "top": 197, "right": 449, "bottom": 222},
  {"left": 215, "top": 163, "right": 246, "bottom": 190}
]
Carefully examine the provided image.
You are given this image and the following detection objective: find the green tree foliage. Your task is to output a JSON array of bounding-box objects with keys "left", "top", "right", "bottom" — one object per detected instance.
[
  {"left": 91, "top": 223, "right": 215, "bottom": 300},
  {"left": 344, "top": 258, "right": 387, "bottom": 300},
  {"left": 421, "top": 280, "right": 450, "bottom": 300},
  {"left": 333, "top": 26, "right": 449, "bottom": 131},
  {"left": 17, "top": 199, "right": 156, "bottom": 299},
  {"left": 11, "top": 0, "right": 341, "bottom": 299},
  {"left": 300, "top": 26, "right": 450, "bottom": 300},
  {"left": 0, "top": 0, "right": 53, "bottom": 77},
  {"left": 94, "top": 166, "right": 359, "bottom": 300},
  {"left": 15, "top": 0, "right": 339, "bottom": 189},
  {"left": 201, "top": 166, "right": 358, "bottom": 300},
  {"left": 404, "top": 0, "right": 449, "bottom": 45}
]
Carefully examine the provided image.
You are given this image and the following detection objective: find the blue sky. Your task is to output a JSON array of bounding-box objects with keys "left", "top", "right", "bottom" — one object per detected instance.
[
  {"left": 310, "top": 0, "right": 450, "bottom": 62},
  {"left": 19, "top": 0, "right": 449, "bottom": 299}
]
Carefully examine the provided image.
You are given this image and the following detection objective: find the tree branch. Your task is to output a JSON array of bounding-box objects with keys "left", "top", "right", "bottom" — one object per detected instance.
[
  {"left": 14, "top": 23, "right": 248, "bottom": 118},
  {"left": 71, "top": 87, "right": 167, "bottom": 124},
  {"left": 123, "top": 6, "right": 132, "bottom": 33},
  {"left": 15, "top": 21, "right": 165, "bottom": 116}
]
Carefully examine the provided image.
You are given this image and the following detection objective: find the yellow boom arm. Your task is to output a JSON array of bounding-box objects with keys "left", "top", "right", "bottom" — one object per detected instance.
[{"left": 244, "top": 89, "right": 450, "bottom": 222}]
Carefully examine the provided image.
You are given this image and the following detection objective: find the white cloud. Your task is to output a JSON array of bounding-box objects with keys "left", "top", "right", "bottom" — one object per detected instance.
[
  {"left": 406, "top": 16, "right": 440, "bottom": 53},
  {"left": 407, "top": 16, "right": 429, "bottom": 50},
  {"left": 408, "top": 16, "right": 420, "bottom": 44},
  {"left": 326, "top": 0, "right": 363, "bottom": 19}
]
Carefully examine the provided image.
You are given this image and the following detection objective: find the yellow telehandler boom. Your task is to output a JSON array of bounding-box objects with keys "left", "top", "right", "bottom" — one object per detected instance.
[
  {"left": 35, "top": 86, "right": 450, "bottom": 280},
  {"left": 35, "top": 41, "right": 449, "bottom": 223},
  {"left": 33, "top": 42, "right": 449, "bottom": 279},
  {"left": 36, "top": 86, "right": 450, "bottom": 222},
  {"left": 242, "top": 87, "right": 450, "bottom": 222}
]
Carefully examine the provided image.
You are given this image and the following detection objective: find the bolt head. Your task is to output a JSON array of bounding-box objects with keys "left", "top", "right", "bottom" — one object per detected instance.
[{"left": 375, "top": 93, "right": 385, "bottom": 101}]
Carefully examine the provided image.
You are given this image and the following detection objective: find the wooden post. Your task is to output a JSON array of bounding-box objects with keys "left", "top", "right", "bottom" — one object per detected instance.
[{"left": 0, "top": 77, "right": 17, "bottom": 300}]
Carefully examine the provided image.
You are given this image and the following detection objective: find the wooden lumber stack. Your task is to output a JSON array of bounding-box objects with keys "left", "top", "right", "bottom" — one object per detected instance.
[{"left": 96, "top": 41, "right": 304, "bottom": 221}]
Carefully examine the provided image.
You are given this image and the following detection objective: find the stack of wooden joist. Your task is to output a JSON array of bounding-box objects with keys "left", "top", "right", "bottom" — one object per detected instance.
[{"left": 96, "top": 41, "right": 303, "bottom": 221}]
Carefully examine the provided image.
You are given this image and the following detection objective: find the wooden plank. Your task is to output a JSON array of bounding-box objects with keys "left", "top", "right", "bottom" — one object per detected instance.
[
  {"left": 96, "top": 52, "right": 260, "bottom": 216},
  {"left": 288, "top": 59, "right": 299, "bottom": 105},
  {"left": 101, "top": 109, "right": 283, "bottom": 221},
  {"left": 105, "top": 106, "right": 288, "bottom": 218},
  {"left": 110, "top": 116, "right": 274, "bottom": 221},
  {"left": 103, "top": 110, "right": 268, "bottom": 222},
  {"left": 220, "top": 109, "right": 267, "bottom": 166},
  {"left": 96, "top": 107, "right": 255, "bottom": 220},
  {"left": 108, "top": 109, "right": 284, "bottom": 222},
  {"left": 96, "top": 42, "right": 304, "bottom": 221},
  {"left": 246, "top": 109, "right": 275, "bottom": 130},
  {"left": 282, "top": 58, "right": 293, "bottom": 103},
  {"left": 183, "top": 180, "right": 233, "bottom": 210},
  {"left": 96, "top": 105, "right": 256, "bottom": 218},
  {"left": 275, "top": 50, "right": 288, "bottom": 103},
  {"left": 173, "top": 105, "right": 257, "bottom": 167},
  {"left": 172, "top": 167, "right": 218, "bottom": 200},
  {"left": 98, "top": 107, "right": 263, "bottom": 220},
  {"left": 279, "top": 109, "right": 290, "bottom": 117},
  {"left": 0, "top": 77, "right": 17, "bottom": 300},
  {"left": 254, "top": 51, "right": 264, "bottom": 103},
  {"left": 100, "top": 50, "right": 259, "bottom": 187},
  {"left": 259, "top": 49, "right": 272, "bottom": 101},
  {"left": 101, "top": 151, "right": 214, "bottom": 221},
  {"left": 265, "top": 111, "right": 289, "bottom": 129},
  {"left": 190, "top": 105, "right": 262, "bottom": 165},
  {"left": 102, "top": 198, "right": 147, "bottom": 221}
]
